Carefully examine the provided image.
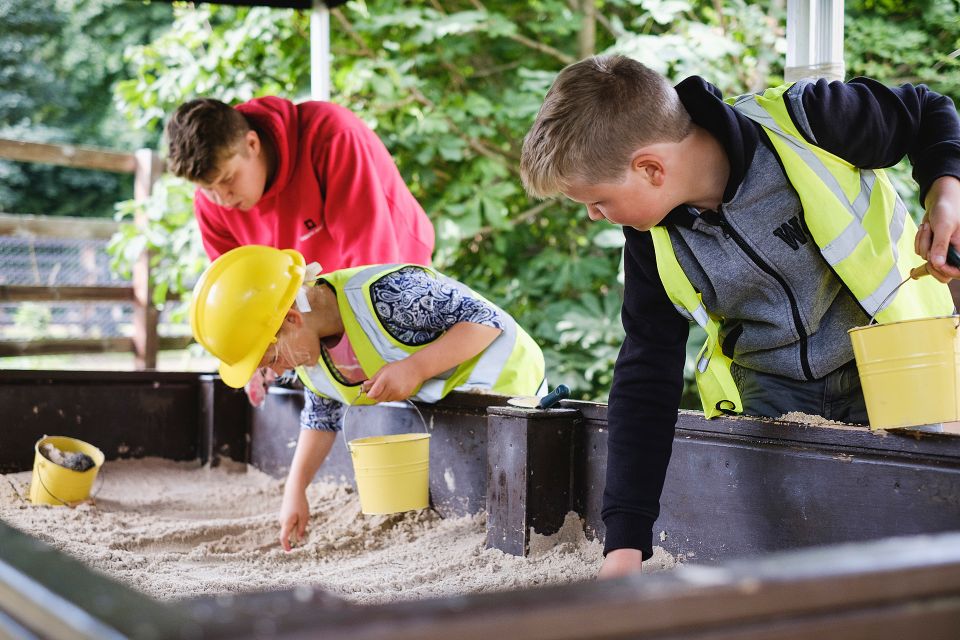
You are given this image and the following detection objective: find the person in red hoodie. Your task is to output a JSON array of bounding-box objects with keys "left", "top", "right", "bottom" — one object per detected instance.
[{"left": 165, "top": 96, "right": 436, "bottom": 404}]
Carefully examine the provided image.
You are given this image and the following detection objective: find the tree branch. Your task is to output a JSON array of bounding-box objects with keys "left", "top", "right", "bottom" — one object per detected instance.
[
  {"left": 331, "top": 8, "right": 375, "bottom": 58},
  {"left": 577, "top": 0, "right": 596, "bottom": 59},
  {"left": 407, "top": 84, "right": 520, "bottom": 172},
  {"left": 566, "top": 0, "right": 619, "bottom": 39},
  {"left": 474, "top": 198, "right": 560, "bottom": 238},
  {"left": 470, "top": 0, "right": 575, "bottom": 65}
]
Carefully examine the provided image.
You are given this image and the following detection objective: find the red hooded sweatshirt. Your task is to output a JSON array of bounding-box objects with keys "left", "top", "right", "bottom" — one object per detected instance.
[{"left": 193, "top": 97, "right": 434, "bottom": 269}]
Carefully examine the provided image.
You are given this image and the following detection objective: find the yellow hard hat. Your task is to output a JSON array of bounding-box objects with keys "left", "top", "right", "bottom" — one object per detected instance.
[{"left": 190, "top": 245, "right": 306, "bottom": 388}]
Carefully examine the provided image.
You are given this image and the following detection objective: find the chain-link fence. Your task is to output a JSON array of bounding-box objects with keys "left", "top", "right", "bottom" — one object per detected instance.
[{"left": 0, "top": 234, "right": 192, "bottom": 343}]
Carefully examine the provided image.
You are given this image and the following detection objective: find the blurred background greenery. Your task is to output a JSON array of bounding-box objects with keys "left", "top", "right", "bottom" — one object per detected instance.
[{"left": 2, "top": 0, "right": 958, "bottom": 404}]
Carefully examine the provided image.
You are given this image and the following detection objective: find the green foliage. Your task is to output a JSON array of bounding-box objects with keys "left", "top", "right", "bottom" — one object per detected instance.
[
  {"left": 105, "top": 0, "right": 960, "bottom": 405},
  {"left": 108, "top": 0, "right": 789, "bottom": 403},
  {"left": 0, "top": 0, "right": 173, "bottom": 217},
  {"left": 845, "top": 0, "right": 960, "bottom": 220},
  {"left": 13, "top": 303, "right": 52, "bottom": 339},
  {"left": 108, "top": 175, "right": 206, "bottom": 315}
]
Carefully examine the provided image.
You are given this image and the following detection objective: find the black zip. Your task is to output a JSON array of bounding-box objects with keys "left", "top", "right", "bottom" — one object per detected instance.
[{"left": 715, "top": 208, "right": 815, "bottom": 381}]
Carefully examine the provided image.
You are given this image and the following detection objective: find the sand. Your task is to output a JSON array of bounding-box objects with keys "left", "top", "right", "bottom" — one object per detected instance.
[
  {"left": 776, "top": 411, "right": 842, "bottom": 426},
  {"left": 0, "top": 458, "right": 676, "bottom": 604}
]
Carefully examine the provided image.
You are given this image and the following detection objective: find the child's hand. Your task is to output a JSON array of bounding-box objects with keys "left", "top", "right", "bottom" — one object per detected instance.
[
  {"left": 598, "top": 548, "right": 644, "bottom": 579},
  {"left": 362, "top": 359, "right": 423, "bottom": 402},
  {"left": 279, "top": 489, "right": 309, "bottom": 552},
  {"left": 917, "top": 176, "right": 960, "bottom": 283}
]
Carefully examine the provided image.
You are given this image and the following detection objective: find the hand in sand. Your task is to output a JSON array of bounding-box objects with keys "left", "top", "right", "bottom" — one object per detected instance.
[
  {"left": 598, "top": 548, "right": 643, "bottom": 579},
  {"left": 279, "top": 489, "right": 309, "bottom": 552}
]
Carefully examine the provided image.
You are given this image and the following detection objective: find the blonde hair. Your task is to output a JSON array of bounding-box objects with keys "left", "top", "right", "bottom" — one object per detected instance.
[{"left": 520, "top": 55, "right": 691, "bottom": 198}]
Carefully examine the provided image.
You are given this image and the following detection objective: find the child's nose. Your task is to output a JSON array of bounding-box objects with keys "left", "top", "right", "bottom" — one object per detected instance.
[{"left": 587, "top": 205, "right": 604, "bottom": 221}]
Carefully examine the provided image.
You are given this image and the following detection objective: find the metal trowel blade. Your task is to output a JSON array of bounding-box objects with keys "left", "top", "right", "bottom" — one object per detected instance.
[
  {"left": 506, "top": 384, "right": 570, "bottom": 409},
  {"left": 507, "top": 395, "right": 541, "bottom": 408}
]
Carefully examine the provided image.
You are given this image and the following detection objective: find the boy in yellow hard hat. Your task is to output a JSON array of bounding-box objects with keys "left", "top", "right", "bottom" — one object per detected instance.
[{"left": 190, "top": 245, "right": 545, "bottom": 551}]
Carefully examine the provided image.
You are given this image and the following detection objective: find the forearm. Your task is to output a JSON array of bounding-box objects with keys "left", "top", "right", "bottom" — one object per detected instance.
[
  {"left": 602, "top": 227, "right": 688, "bottom": 559},
  {"left": 404, "top": 322, "right": 501, "bottom": 383},
  {"left": 285, "top": 429, "right": 336, "bottom": 494},
  {"left": 602, "top": 337, "right": 685, "bottom": 558}
]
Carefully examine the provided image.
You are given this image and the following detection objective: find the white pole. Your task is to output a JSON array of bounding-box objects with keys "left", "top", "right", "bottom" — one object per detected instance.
[
  {"left": 311, "top": 0, "right": 331, "bottom": 101},
  {"left": 785, "top": 0, "right": 845, "bottom": 82}
]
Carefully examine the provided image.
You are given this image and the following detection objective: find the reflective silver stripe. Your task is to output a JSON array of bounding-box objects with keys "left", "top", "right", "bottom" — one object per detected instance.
[
  {"left": 861, "top": 262, "right": 907, "bottom": 315},
  {"left": 734, "top": 98, "right": 853, "bottom": 212},
  {"left": 784, "top": 80, "right": 817, "bottom": 143},
  {"left": 673, "top": 304, "right": 694, "bottom": 322},
  {"left": 691, "top": 304, "right": 709, "bottom": 329},
  {"left": 672, "top": 303, "right": 708, "bottom": 328},
  {"left": 736, "top": 96, "right": 911, "bottom": 313},
  {"left": 889, "top": 195, "right": 909, "bottom": 254},
  {"left": 464, "top": 309, "right": 516, "bottom": 385},
  {"left": 415, "top": 378, "right": 447, "bottom": 403},
  {"left": 820, "top": 170, "right": 876, "bottom": 264},
  {"left": 861, "top": 197, "right": 910, "bottom": 315},
  {"left": 344, "top": 265, "right": 411, "bottom": 363},
  {"left": 697, "top": 353, "right": 710, "bottom": 373},
  {"left": 297, "top": 365, "right": 353, "bottom": 404},
  {"left": 343, "top": 265, "right": 517, "bottom": 402}
]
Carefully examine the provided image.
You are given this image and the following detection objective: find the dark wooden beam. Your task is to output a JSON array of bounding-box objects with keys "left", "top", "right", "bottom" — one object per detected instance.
[
  {"left": 0, "top": 285, "right": 134, "bottom": 302},
  {"left": 0, "top": 337, "right": 192, "bottom": 358}
]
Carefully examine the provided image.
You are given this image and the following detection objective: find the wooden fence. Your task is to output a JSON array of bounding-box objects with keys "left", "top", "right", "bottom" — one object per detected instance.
[{"left": 0, "top": 138, "right": 190, "bottom": 369}]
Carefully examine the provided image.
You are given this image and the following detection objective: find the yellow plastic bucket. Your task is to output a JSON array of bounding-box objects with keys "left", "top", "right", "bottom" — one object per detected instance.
[
  {"left": 348, "top": 433, "right": 431, "bottom": 514},
  {"left": 341, "top": 397, "right": 430, "bottom": 515},
  {"left": 849, "top": 316, "right": 960, "bottom": 430},
  {"left": 29, "top": 436, "right": 105, "bottom": 506}
]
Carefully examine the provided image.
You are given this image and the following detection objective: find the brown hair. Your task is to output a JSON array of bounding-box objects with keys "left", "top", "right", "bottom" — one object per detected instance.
[
  {"left": 165, "top": 98, "right": 251, "bottom": 182},
  {"left": 520, "top": 55, "right": 691, "bottom": 198}
]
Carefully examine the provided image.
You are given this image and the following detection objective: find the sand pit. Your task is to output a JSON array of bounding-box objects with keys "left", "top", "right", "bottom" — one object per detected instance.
[{"left": 0, "top": 458, "right": 676, "bottom": 604}]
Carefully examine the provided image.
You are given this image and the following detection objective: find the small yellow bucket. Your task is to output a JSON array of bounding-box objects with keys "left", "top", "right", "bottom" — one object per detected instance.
[
  {"left": 29, "top": 436, "right": 105, "bottom": 506},
  {"left": 342, "top": 398, "right": 430, "bottom": 515},
  {"left": 349, "top": 433, "right": 430, "bottom": 514},
  {"left": 849, "top": 316, "right": 960, "bottom": 430}
]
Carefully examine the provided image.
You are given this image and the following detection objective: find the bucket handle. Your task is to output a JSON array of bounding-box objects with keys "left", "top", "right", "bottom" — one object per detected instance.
[
  {"left": 35, "top": 462, "right": 105, "bottom": 507},
  {"left": 870, "top": 249, "right": 960, "bottom": 325},
  {"left": 340, "top": 389, "right": 430, "bottom": 454}
]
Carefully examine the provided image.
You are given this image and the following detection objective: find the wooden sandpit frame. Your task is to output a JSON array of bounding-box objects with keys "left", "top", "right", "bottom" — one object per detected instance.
[{"left": 2, "top": 369, "right": 960, "bottom": 639}]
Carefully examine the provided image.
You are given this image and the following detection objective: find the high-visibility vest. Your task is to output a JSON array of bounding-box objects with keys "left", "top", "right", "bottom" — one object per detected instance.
[
  {"left": 650, "top": 82, "right": 954, "bottom": 418},
  {"left": 295, "top": 264, "right": 545, "bottom": 405}
]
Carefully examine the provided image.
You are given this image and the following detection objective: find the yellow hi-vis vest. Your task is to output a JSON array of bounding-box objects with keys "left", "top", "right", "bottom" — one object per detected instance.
[
  {"left": 295, "top": 264, "right": 545, "bottom": 405},
  {"left": 650, "top": 82, "right": 955, "bottom": 419}
]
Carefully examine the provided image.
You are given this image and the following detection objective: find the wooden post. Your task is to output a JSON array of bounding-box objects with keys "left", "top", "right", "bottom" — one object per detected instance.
[
  {"left": 485, "top": 405, "right": 581, "bottom": 556},
  {"left": 132, "top": 148, "right": 162, "bottom": 370}
]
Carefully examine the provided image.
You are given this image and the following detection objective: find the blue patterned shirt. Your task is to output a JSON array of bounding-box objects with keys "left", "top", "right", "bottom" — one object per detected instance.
[{"left": 300, "top": 267, "right": 505, "bottom": 431}]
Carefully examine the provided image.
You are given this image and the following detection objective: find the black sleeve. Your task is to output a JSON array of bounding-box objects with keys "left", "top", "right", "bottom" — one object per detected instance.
[
  {"left": 796, "top": 77, "right": 960, "bottom": 205},
  {"left": 601, "top": 226, "right": 689, "bottom": 560}
]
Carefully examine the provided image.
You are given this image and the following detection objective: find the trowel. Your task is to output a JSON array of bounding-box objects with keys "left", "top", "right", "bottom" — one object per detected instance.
[
  {"left": 506, "top": 384, "right": 570, "bottom": 409},
  {"left": 872, "top": 245, "right": 960, "bottom": 320}
]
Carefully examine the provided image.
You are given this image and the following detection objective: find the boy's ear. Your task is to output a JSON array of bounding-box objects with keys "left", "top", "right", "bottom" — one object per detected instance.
[
  {"left": 631, "top": 150, "right": 666, "bottom": 187},
  {"left": 244, "top": 129, "right": 261, "bottom": 157}
]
